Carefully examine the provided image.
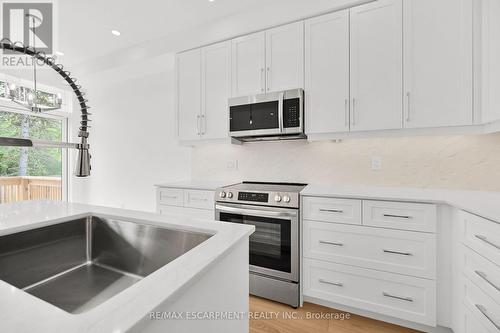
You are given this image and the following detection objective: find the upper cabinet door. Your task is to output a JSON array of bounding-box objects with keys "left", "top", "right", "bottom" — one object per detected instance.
[
  {"left": 403, "top": 0, "right": 473, "bottom": 128},
  {"left": 265, "top": 21, "right": 305, "bottom": 92},
  {"left": 305, "top": 10, "right": 350, "bottom": 134},
  {"left": 177, "top": 49, "right": 201, "bottom": 141},
  {"left": 201, "top": 41, "right": 231, "bottom": 140},
  {"left": 350, "top": 0, "right": 403, "bottom": 131},
  {"left": 231, "top": 31, "right": 266, "bottom": 97}
]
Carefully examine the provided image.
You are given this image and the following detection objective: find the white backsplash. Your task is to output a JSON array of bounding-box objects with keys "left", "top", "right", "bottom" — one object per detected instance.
[{"left": 191, "top": 133, "right": 500, "bottom": 191}]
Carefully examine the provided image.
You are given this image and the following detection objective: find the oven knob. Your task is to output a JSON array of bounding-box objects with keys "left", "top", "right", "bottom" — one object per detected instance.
[
  {"left": 274, "top": 195, "right": 282, "bottom": 202},
  {"left": 283, "top": 195, "right": 291, "bottom": 203},
  {"left": 219, "top": 191, "right": 226, "bottom": 198},
  {"left": 227, "top": 192, "right": 233, "bottom": 199}
]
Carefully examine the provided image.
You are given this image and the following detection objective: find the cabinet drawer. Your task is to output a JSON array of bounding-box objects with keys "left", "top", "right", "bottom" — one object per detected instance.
[
  {"left": 303, "top": 258, "right": 436, "bottom": 326},
  {"left": 465, "top": 307, "right": 493, "bottom": 333},
  {"left": 303, "top": 221, "right": 436, "bottom": 279},
  {"left": 303, "top": 197, "right": 362, "bottom": 225},
  {"left": 464, "top": 246, "right": 500, "bottom": 305},
  {"left": 464, "top": 278, "right": 500, "bottom": 333},
  {"left": 158, "top": 205, "right": 215, "bottom": 220},
  {"left": 461, "top": 211, "right": 500, "bottom": 268},
  {"left": 157, "top": 188, "right": 184, "bottom": 206},
  {"left": 184, "top": 190, "right": 214, "bottom": 210},
  {"left": 363, "top": 200, "right": 437, "bottom": 232}
]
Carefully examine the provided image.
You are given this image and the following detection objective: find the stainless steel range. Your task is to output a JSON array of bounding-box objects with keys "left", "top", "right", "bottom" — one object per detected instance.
[{"left": 215, "top": 182, "right": 307, "bottom": 307}]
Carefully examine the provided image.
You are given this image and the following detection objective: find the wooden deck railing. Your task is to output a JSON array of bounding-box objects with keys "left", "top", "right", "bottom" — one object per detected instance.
[{"left": 0, "top": 177, "right": 62, "bottom": 203}]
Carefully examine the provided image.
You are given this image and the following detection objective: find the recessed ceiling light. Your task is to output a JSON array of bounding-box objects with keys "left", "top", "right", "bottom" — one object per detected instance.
[
  {"left": 111, "top": 30, "right": 121, "bottom": 36},
  {"left": 209, "top": 0, "right": 214, "bottom": 2},
  {"left": 55, "top": 51, "right": 64, "bottom": 56}
]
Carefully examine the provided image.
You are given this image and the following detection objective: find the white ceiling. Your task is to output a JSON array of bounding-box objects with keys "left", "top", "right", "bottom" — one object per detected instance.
[
  {"left": 4, "top": 0, "right": 368, "bottom": 87},
  {"left": 57, "top": 0, "right": 274, "bottom": 65}
]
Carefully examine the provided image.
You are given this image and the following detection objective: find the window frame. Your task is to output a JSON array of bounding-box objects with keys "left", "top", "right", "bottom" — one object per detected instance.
[{"left": 0, "top": 74, "right": 72, "bottom": 202}]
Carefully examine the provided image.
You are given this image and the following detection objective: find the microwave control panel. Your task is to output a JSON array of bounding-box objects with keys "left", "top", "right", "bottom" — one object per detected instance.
[{"left": 283, "top": 98, "right": 301, "bottom": 128}]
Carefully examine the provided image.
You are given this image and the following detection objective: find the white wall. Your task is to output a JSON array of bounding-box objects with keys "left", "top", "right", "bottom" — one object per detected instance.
[
  {"left": 70, "top": 54, "right": 191, "bottom": 211},
  {"left": 191, "top": 133, "right": 500, "bottom": 191}
]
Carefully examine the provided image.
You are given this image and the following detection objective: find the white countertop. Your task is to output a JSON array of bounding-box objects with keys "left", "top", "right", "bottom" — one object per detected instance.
[
  {"left": 0, "top": 201, "right": 254, "bottom": 333},
  {"left": 155, "top": 180, "right": 230, "bottom": 191},
  {"left": 302, "top": 184, "right": 500, "bottom": 223}
]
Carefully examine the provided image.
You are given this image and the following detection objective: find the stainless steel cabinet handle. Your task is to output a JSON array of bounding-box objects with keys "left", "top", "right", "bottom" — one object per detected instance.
[
  {"left": 189, "top": 197, "right": 208, "bottom": 202},
  {"left": 319, "top": 278, "right": 343, "bottom": 287},
  {"left": 266, "top": 67, "right": 270, "bottom": 91},
  {"left": 382, "top": 292, "right": 413, "bottom": 302},
  {"left": 475, "top": 304, "right": 500, "bottom": 331},
  {"left": 475, "top": 235, "right": 500, "bottom": 250},
  {"left": 319, "top": 240, "right": 344, "bottom": 247},
  {"left": 196, "top": 115, "right": 201, "bottom": 135},
  {"left": 260, "top": 68, "right": 265, "bottom": 92},
  {"left": 383, "top": 213, "right": 411, "bottom": 219},
  {"left": 475, "top": 270, "right": 500, "bottom": 292},
  {"left": 406, "top": 92, "right": 411, "bottom": 122},
  {"left": 162, "top": 195, "right": 178, "bottom": 199},
  {"left": 351, "top": 98, "right": 356, "bottom": 125},
  {"left": 200, "top": 114, "right": 206, "bottom": 135},
  {"left": 345, "top": 99, "right": 349, "bottom": 127},
  {"left": 383, "top": 249, "right": 413, "bottom": 256},
  {"left": 319, "top": 208, "right": 344, "bottom": 213}
]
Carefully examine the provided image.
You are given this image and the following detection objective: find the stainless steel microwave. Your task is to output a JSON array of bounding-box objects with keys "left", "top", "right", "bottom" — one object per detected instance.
[{"left": 228, "top": 88, "right": 305, "bottom": 142}]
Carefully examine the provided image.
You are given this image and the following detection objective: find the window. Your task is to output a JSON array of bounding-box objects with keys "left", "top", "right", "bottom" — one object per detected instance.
[{"left": 0, "top": 110, "right": 67, "bottom": 203}]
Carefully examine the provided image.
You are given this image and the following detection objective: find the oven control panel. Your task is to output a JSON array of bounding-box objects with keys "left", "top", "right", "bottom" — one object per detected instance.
[
  {"left": 216, "top": 190, "right": 300, "bottom": 208},
  {"left": 238, "top": 192, "right": 269, "bottom": 202}
]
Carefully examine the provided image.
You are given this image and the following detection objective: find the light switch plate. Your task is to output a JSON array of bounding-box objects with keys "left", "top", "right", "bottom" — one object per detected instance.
[
  {"left": 226, "top": 160, "right": 238, "bottom": 171},
  {"left": 371, "top": 156, "right": 382, "bottom": 170}
]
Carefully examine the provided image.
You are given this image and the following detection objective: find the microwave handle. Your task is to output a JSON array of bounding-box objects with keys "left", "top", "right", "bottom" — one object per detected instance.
[{"left": 278, "top": 92, "right": 284, "bottom": 133}]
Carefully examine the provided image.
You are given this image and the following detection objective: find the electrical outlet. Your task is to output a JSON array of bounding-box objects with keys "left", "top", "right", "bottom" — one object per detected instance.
[
  {"left": 226, "top": 160, "right": 239, "bottom": 171},
  {"left": 371, "top": 156, "right": 382, "bottom": 170}
]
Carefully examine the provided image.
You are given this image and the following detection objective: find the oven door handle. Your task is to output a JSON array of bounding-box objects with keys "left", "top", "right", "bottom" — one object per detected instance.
[{"left": 215, "top": 204, "right": 297, "bottom": 219}]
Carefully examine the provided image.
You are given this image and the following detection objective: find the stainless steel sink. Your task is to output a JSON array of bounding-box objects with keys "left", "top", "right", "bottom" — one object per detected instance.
[{"left": 0, "top": 216, "right": 212, "bottom": 314}]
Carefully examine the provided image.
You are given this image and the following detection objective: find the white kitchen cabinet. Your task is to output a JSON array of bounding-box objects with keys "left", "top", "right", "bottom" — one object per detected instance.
[
  {"left": 403, "top": 0, "right": 473, "bottom": 128},
  {"left": 231, "top": 31, "right": 266, "bottom": 97},
  {"left": 231, "top": 22, "right": 304, "bottom": 97},
  {"left": 304, "top": 258, "right": 437, "bottom": 326},
  {"left": 350, "top": 0, "right": 403, "bottom": 131},
  {"left": 156, "top": 187, "right": 215, "bottom": 219},
  {"left": 265, "top": 21, "right": 304, "bottom": 92},
  {"left": 176, "top": 49, "right": 201, "bottom": 141},
  {"left": 305, "top": 10, "right": 350, "bottom": 134},
  {"left": 201, "top": 41, "right": 231, "bottom": 140},
  {"left": 177, "top": 42, "right": 231, "bottom": 142}
]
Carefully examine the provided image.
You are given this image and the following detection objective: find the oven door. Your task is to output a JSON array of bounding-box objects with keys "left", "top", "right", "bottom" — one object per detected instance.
[{"left": 215, "top": 203, "right": 298, "bottom": 282}]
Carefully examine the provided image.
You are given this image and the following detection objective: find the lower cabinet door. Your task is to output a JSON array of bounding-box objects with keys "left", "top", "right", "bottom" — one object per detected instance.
[{"left": 303, "top": 258, "right": 436, "bottom": 326}]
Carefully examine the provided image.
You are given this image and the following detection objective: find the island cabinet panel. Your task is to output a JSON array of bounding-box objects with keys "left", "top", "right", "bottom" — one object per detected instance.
[
  {"left": 305, "top": 10, "right": 350, "bottom": 134},
  {"left": 403, "top": 0, "right": 473, "bottom": 128},
  {"left": 349, "top": 0, "right": 403, "bottom": 131}
]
